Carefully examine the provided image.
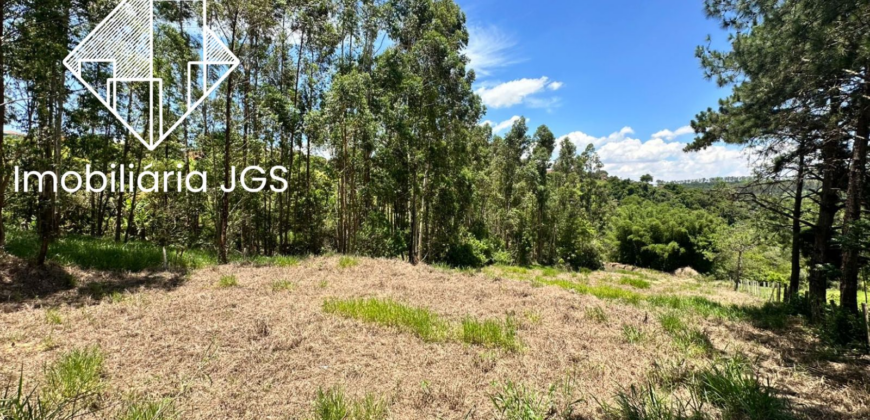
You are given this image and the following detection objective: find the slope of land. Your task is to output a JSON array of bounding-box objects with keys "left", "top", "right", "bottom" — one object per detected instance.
[{"left": 1, "top": 256, "right": 868, "bottom": 419}]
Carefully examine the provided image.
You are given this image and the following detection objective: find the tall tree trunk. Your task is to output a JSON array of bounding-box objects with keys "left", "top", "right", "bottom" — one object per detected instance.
[
  {"left": 218, "top": 20, "right": 237, "bottom": 264},
  {"left": 788, "top": 148, "right": 806, "bottom": 302},
  {"left": 0, "top": 0, "right": 6, "bottom": 251},
  {"left": 809, "top": 134, "right": 842, "bottom": 319},
  {"left": 840, "top": 91, "right": 870, "bottom": 313}
]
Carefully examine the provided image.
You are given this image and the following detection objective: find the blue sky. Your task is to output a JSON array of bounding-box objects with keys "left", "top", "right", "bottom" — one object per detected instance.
[{"left": 460, "top": 0, "right": 753, "bottom": 181}]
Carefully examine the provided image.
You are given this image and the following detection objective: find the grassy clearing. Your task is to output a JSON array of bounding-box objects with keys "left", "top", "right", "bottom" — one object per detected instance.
[
  {"left": 311, "top": 387, "right": 388, "bottom": 420},
  {"left": 618, "top": 276, "right": 651, "bottom": 289},
  {"left": 323, "top": 297, "right": 522, "bottom": 351},
  {"left": 338, "top": 256, "right": 359, "bottom": 269},
  {"left": 271, "top": 280, "right": 295, "bottom": 292},
  {"left": 461, "top": 316, "right": 520, "bottom": 351},
  {"left": 323, "top": 298, "right": 449, "bottom": 342},
  {"left": 217, "top": 275, "right": 239, "bottom": 288}
]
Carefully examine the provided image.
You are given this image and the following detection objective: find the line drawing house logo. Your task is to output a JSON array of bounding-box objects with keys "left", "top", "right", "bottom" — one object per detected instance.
[{"left": 64, "top": 0, "right": 239, "bottom": 151}]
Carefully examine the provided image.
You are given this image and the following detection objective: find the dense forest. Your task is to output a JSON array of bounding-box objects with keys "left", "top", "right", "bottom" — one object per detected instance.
[{"left": 1, "top": 0, "right": 869, "bottom": 345}]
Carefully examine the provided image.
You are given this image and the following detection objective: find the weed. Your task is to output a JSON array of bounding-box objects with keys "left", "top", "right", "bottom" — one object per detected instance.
[
  {"left": 539, "top": 267, "right": 560, "bottom": 277},
  {"left": 312, "top": 387, "right": 388, "bottom": 420},
  {"left": 600, "top": 382, "right": 704, "bottom": 420},
  {"left": 490, "top": 381, "right": 553, "bottom": 420},
  {"left": 108, "top": 291, "right": 126, "bottom": 303},
  {"left": 461, "top": 316, "right": 520, "bottom": 351},
  {"left": 271, "top": 280, "right": 295, "bottom": 292},
  {"left": 694, "top": 357, "right": 793, "bottom": 420},
  {"left": 619, "top": 276, "right": 651, "bottom": 289},
  {"left": 585, "top": 307, "right": 609, "bottom": 323},
  {"left": 0, "top": 372, "right": 80, "bottom": 420},
  {"left": 45, "top": 309, "right": 63, "bottom": 325},
  {"left": 622, "top": 325, "right": 645, "bottom": 344},
  {"left": 43, "top": 346, "right": 104, "bottom": 406},
  {"left": 323, "top": 298, "right": 449, "bottom": 342},
  {"left": 217, "top": 275, "right": 238, "bottom": 288},
  {"left": 118, "top": 398, "right": 177, "bottom": 420},
  {"left": 338, "top": 256, "right": 359, "bottom": 269},
  {"left": 319, "top": 280, "right": 329, "bottom": 288},
  {"left": 658, "top": 314, "right": 712, "bottom": 354}
]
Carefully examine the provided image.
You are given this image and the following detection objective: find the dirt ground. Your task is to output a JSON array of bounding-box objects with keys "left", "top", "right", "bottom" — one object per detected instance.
[{"left": 1, "top": 256, "right": 869, "bottom": 419}]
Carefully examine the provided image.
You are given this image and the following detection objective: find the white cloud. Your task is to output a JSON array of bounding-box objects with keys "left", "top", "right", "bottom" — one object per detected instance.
[
  {"left": 481, "top": 116, "right": 523, "bottom": 134},
  {"left": 547, "top": 81, "right": 563, "bottom": 91},
  {"left": 557, "top": 126, "right": 751, "bottom": 181},
  {"left": 651, "top": 125, "right": 694, "bottom": 141},
  {"left": 476, "top": 77, "right": 563, "bottom": 109},
  {"left": 465, "top": 25, "right": 518, "bottom": 77}
]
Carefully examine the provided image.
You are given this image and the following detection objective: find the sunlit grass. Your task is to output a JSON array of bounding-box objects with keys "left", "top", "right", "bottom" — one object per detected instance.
[
  {"left": 323, "top": 298, "right": 449, "bottom": 342},
  {"left": 618, "top": 276, "right": 651, "bottom": 289},
  {"left": 338, "top": 256, "right": 359, "bottom": 269},
  {"left": 461, "top": 316, "right": 520, "bottom": 351},
  {"left": 217, "top": 275, "right": 239, "bottom": 288}
]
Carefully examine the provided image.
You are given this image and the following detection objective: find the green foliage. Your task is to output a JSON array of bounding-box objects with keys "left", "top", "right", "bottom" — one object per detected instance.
[
  {"left": 322, "top": 298, "right": 449, "bottom": 342},
  {"left": 271, "top": 280, "right": 295, "bottom": 292},
  {"left": 217, "top": 275, "right": 238, "bottom": 288},
  {"left": 601, "top": 382, "right": 704, "bottom": 420},
  {"left": 311, "top": 387, "right": 387, "bottom": 420},
  {"left": 118, "top": 398, "right": 177, "bottom": 420},
  {"left": 338, "top": 257, "right": 359, "bottom": 269},
  {"left": 489, "top": 381, "right": 562, "bottom": 420},
  {"left": 0, "top": 374, "right": 76, "bottom": 420},
  {"left": 621, "top": 325, "right": 645, "bottom": 344},
  {"left": 460, "top": 316, "right": 520, "bottom": 352},
  {"left": 618, "top": 276, "right": 651, "bottom": 289},
  {"left": 42, "top": 347, "right": 104, "bottom": 406},
  {"left": 658, "top": 314, "right": 712, "bottom": 354},
  {"left": 609, "top": 199, "right": 722, "bottom": 273},
  {"left": 693, "top": 357, "right": 793, "bottom": 420},
  {"left": 6, "top": 231, "right": 214, "bottom": 272}
]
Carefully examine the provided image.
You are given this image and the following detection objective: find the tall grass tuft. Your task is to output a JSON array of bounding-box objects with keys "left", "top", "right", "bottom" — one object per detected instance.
[
  {"left": 42, "top": 346, "right": 104, "bottom": 408},
  {"left": 658, "top": 313, "right": 712, "bottom": 354},
  {"left": 601, "top": 382, "right": 704, "bottom": 420},
  {"left": 694, "top": 357, "right": 793, "bottom": 420},
  {"left": 621, "top": 325, "right": 646, "bottom": 344},
  {"left": 338, "top": 256, "right": 359, "bottom": 269},
  {"left": 118, "top": 398, "right": 177, "bottom": 420},
  {"left": 490, "top": 381, "right": 554, "bottom": 420},
  {"left": 323, "top": 298, "right": 448, "bottom": 342},
  {"left": 217, "top": 275, "right": 239, "bottom": 288},
  {"left": 312, "top": 387, "right": 387, "bottom": 420},
  {"left": 461, "top": 316, "right": 520, "bottom": 352},
  {"left": 0, "top": 372, "right": 77, "bottom": 420}
]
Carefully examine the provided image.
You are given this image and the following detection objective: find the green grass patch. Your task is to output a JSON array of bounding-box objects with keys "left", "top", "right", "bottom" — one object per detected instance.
[
  {"left": 658, "top": 313, "right": 712, "bottom": 354},
  {"left": 118, "top": 397, "right": 177, "bottom": 420},
  {"left": 618, "top": 276, "right": 651, "bottom": 289},
  {"left": 534, "top": 277, "right": 643, "bottom": 304},
  {"left": 694, "top": 357, "right": 793, "bottom": 420},
  {"left": 461, "top": 316, "right": 520, "bottom": 351},
  {"left": 323, "top": 298, "right": 449, "bottom": 342},
  {"left": 600, "top": 382, "right": 701, "bottom": 420},
  {"left": 539, "top": 267, "right": 560, "bottom": 277},
  {"left": 271, "top": 280, "right": 295, "bottom": 292},
  {"left": 312, "top": 387, "right": 388, "bottom": 420},
  {"left": 621, "top": 325, "right": 645, "bottom": 344},
  {"left": 490, "top": 380, "right": 580, "bottom": 420},
  {"left": 7, "top": 230, "right": 215, "bottom": 272},
  {"left": 45, "top": 309, "right": 63, "bottom": 325},
  {"left": 217, "top": 275, "right": 239, "bottom": 288},
  {"left": 43, "top": 346, "right": 104, "bottom": 405},
  {"left": 245, "top": 255, "right": 302, "bottom": 267},
  {"left": 338, "top": 256, "right": 359, "bottom": 269}
]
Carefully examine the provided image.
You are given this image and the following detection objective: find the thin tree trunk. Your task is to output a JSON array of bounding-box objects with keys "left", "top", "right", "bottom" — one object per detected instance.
[{"left": 788, "top": 148, "right": 806, "bottom": 302}]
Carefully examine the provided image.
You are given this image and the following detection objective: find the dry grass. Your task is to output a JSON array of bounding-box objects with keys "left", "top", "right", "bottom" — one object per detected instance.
[{"left": 1, "top": 256, "right": 868, "bottom": 419}]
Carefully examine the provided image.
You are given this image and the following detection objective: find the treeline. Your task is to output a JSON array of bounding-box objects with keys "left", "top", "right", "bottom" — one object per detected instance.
[{"left": 690, "top": 0, "right": 870, "bottom": 319}]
